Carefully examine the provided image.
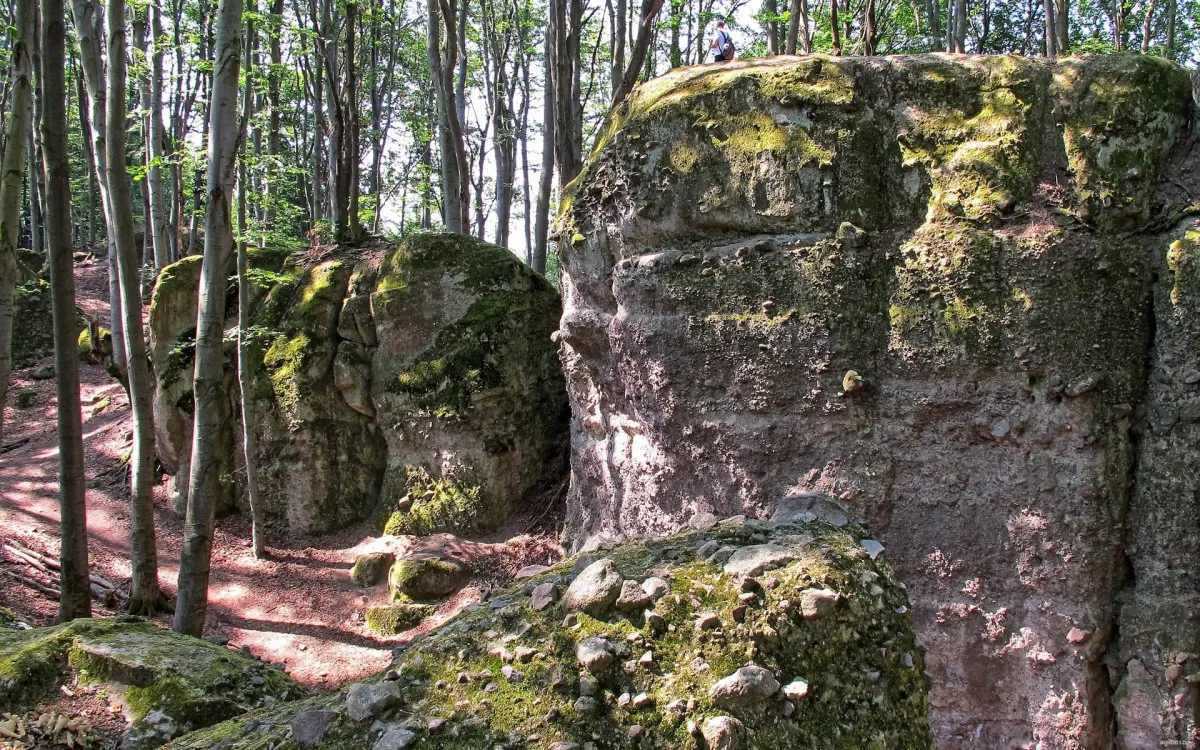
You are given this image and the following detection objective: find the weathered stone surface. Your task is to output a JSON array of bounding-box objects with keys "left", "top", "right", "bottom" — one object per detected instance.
[
  {"left": 291, "top": 709, "right": 336, "bottom": 747},
  {"left": 371, "top": 725, "right": 416, "bottom": 750},
  {"left": 722, "top": 544, "right": 795, "bottom": 577},
  {"left": 709, "top": 666, "right": 781, "bottom": 706},
  {"left": 0, "top": 618, "right": 299, "bottom": 748},
  {"left": 346, "top": 680, "right": 403, "bottom": 721},
  {"left": 351, "top": 551, "right": 396, "bottom": 586},
  {"left": 163, "top": 521, "right": 929, "bottom": 749},
  {"left": 701, "top": 716, "right": 745, "bottom": 750},
  {"left": 149, "top": 235, "right": 568, "bottom": 536},
  {"left": 614, "top": 579, "right": 652, "bottom": 612},
  {"left": 574, "top": 637, "right": 614, "bottom": 674},
  {"left": 563, "top": 558, "right": 624, "bottom": 616},
  {"left": 555, "top": 52, "right": 1197, "bottom": 748},
  {"left": 388, "top": 556, "right": 469, "bottom": 602},
  {"left": 364, "top": 603, "right": 434, "bottom": 635}
]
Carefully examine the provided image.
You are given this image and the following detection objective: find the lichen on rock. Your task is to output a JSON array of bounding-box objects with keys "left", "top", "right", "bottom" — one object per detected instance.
[{"left": 163, "top": 516, "right": 931, "bottom": 749}]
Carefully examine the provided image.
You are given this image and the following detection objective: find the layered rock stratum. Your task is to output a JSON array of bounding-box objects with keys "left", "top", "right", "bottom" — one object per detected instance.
[{"left": 555, "top": 53, "right": 1199, "bottom": 748}]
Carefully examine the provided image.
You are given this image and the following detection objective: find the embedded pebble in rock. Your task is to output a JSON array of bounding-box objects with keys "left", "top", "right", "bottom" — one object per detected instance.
[
  {"left": 689, "top": 511, "right": 719, "bottom": 529},
  {"left": 427, "top": 718, "right": 445, "bottom": 731},
  {"left": 573, "top": 696, "right": 600, "bottom": 716},
  {"left": 702, "top": 716, "right": 745, "bottom": 750},
  {"left": 645, "top": 611, "right": 667, "bottom": 633},
  {"left": 615, "top": 580, "right": 653, "bottom": 612},
  {"left": 514, "top": 564, "right": 551, "bottom": 580},
  {"left": 640, "top": 577, "right": 670, "bottom": 600},
  {"left": 346, "top": 681, "right": 403, "bottom": 722},
  {"left": 696, "top": 612, "right": 721, "bottom": 630},
  {"left": 783, "top": 678, "right": 810, "bottom": 701},
  {"left": 705, "top": 546, "right": 737, "bottom": 565},
  {"left": 633, "top": 692, "right": 653, "bottom": 708},
  {"left": 514, "top": 646, "right": 536, "bottom": 663},
  {"left": 770, "top": 492, "right": 850, "bottom": 527},
  {"left": 1068, "top": 628, "right": 1090, "bottom": 644},
  {"left": 371, "top": 726, "right": 416, "bottom": 750},
  {"left": 723, "top": 544, "right": 796, "bottom": 578},
  {"left": 800, "top": 588, "right": 842, "bottom": 618},
  {"left": 860, "top": 539, "right": 885, "bottom": 559},
  {"left": 579, "top": 674, "right": 598, "bottom": 696},
  {"left": 575, "top": 637, "right": 614, "bottom": 673},
  {"left": 564, "top": 559, "right": 624, "bottom": 616},
  {"left": 709, "top": 666, "right": 781, "bottom": 706},
  {"left": 531, "top": 582, "right": 560, "bottom": 611},
  {"left": 627, "top": 725, "right": 645, "bottom": 739},
  {"left": 502, "top": 665, "right": 524, "bottom": 682},
  {"left": 291, "top": 709, "right": 336, "bottom": 747}
]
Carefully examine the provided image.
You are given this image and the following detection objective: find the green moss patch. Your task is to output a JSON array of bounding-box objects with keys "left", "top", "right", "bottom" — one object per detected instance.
[{"left": 365, "top": 604, "right": 435, "bottom": 635}]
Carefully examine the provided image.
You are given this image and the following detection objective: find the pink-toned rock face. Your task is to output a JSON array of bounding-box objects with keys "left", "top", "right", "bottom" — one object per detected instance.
[{"left": 556, "top": 54, "right": 1198, "bottom": 749}]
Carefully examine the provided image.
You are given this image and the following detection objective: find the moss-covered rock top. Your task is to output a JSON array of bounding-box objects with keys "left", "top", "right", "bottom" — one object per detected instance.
[
  {"left": 166, "top": 514, "right": 930, "bottom": 749},
  {"left": 0, "top": 617, "right": 302, "bottom": 748},
  {"left": 560, "top": 53, "right": 1192, "bottom": 248}
]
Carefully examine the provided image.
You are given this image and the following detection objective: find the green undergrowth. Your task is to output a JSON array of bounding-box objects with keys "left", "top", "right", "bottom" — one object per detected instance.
[{"left": 164, "top": 520, "right": 932, "bottom": 749}]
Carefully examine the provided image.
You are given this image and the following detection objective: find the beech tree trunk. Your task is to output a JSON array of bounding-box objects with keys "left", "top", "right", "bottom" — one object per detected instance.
[
  {"left": 42, "top": 0, "right": 92, "bottom": 622},
  {"left": 532, "top": 16, "right": 554, "bottom": 275},
  {"left": 71, "top": 0, "right": 128, "bottom": 386},
  {"left": 237, "top": 7, "right": 266, "bottom": 560},
  {"left": 428, "top": 0, "right": 469, "bottom": 233},
  {"left": 175, "top": 0, "right": 242, "bottom": 637},
  {"left": 106, "top": 0, "right": 166, "bottom": 615},
  {"left": 147, "top": 1, "right": 170, "bottom": 268},
  {"left": 0, "top": 0, "right": 35, "bottom": 446}
]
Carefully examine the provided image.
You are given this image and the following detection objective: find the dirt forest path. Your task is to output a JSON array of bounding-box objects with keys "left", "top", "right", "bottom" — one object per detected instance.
[{"left": 0, "top": 257, "right": 548, "bottom": 690}]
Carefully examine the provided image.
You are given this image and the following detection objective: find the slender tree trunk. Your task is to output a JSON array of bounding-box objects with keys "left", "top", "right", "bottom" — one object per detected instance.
[
  {"left": 552, "top": 0, "right": 583, "bottom": 186},
  {"left": 765, "top": 0, "right": 779, "bottom": 54},
  {"left": 864, "top": 0, "right": 877, "bottom": 53},
  {"left": 72, "top": 0, "right": 128, "bottom": 385},
  {"left": 175, "top": 0, "right": 242, "bottom": 638},
  {"left": 786, "top": 0, "right": 800, "bottom": 52},
  {"left": 830, "top": 0, "right": 842, "bottom": 53},
  {"left": 954, "top": 0, "right": 967, "bottom": 50},
  {"left": 106, "top": 0, "right": 167, "bottom": 615},
  {"left": 928, "top": 0, "right": 942, "bottom": 49},
  {"left": 264, "top": 0, "right": 283, "bottom": 232},
  {"left": 344, "top": 1, "right": 361, "bottom": 241},
  {"left": 1054, "top": 0, "right": 1068, "bottom": 51},
  {"left": 532, "top": 17, "right": 554, "bottom": 275},
  {"left": 1044, "top": 0, "right": 1056, "bottom": 54},
  {"left": 1163, "top": 0, "right": 1174, "bottom": 57},
  {"left": 148, "top": 1, "right": 169, "bottom": 268},
  {"left": 27, "top": 128, "right": 42, "bottom": 255},
  {"left": 428, "top": 0, "right": 469, "bottom": 233},
  {"left": 0, "top": 0, "right": 35, "bottom": 446},
  {"left": 42, "top": 0, "right": 92, "bottom": 622},
  {"left": 1140, "top": 0, "right": 1156, "bottom": 51},
  {"left": 611, "top": 0, "right": 664, "bottom": 109},
  {"left": 237, "top": 6, "right": 266, "bottom": 560}
]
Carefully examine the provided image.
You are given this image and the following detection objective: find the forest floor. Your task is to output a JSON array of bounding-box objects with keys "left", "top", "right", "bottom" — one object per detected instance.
[{"left": 0, "top": 257, "right": 564, "bottom": 698}]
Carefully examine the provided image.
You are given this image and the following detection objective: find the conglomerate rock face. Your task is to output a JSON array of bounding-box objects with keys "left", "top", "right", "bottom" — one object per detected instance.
[
  {"left": 149, "top": 234, "right": 568, "bottom": 536},
  {"left": 164, "top": 517, "right": 931, "bottom": 749},
  {"left": 555, "top": 53, "right": 1198, "bottom": 749}
]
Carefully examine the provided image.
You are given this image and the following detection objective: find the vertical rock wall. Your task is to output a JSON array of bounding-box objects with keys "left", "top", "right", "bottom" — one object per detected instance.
[{"left": 556, "top": 53, "right": 1198, "bottom": 748}]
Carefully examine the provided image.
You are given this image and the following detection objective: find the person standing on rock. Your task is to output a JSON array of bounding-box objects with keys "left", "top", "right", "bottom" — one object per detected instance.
[{"left": 711, "top": 20, "right": 736, "bottom": 62}]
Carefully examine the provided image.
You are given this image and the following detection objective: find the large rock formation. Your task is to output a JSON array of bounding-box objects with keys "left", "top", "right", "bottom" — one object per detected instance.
[
  {"left": 149, "top": 234, "right": 568, "bottom": 535},
  {"left": 556, "top": 54, "right": 1198, "bottom": 748},
  {"left": 0, "top": 617, "right": 301, "bottom": 748},
  {"left": 164, "top": 517, "right": 931, "bottom": 748}
]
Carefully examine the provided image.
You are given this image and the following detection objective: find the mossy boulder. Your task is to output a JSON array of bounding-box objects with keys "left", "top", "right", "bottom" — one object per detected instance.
[
  {"left": 556, "top": 53, "right": 1196, "bottom": 748},
  {"left": 164, "top": 515, "right": 931, "bottom": 749},
  {"left": 148, "top": 256, "right": 236, "bottom": 515},
  {"left": 0, "top": 617, "right": 301, "bottom": 748},
  {"left": 364, "top": 603, "right": 434, "bottom": 636},
  {"left": 351, "top": 551, "right": 396, "bottom": 586},
  {"left": 368, "top": 234, "right": 568, "bottom": 537},
  {"left": 387, "top": 556, "right": 470, "bottom": 602}
]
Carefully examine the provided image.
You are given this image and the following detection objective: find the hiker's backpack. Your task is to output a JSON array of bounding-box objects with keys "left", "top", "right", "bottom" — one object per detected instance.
[{"left": 719, "top": 30, "right": 736, "bottom": 59}]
